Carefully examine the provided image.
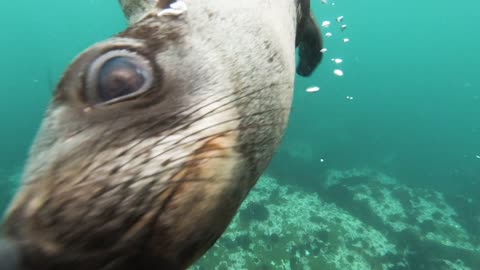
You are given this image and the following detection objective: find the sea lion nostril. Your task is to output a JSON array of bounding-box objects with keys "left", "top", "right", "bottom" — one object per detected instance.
[{"left": 97, "top": 57, "right": 146, "bottom": 102}]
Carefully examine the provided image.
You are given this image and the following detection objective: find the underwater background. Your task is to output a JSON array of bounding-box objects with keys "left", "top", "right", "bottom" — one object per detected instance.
[{"left": 0, "top": 0, "right": 478, "bottom": 269}]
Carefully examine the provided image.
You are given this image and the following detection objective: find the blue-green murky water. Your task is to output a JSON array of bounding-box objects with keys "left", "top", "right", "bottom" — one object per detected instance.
[{"left": 1, "top": 1, "right": 478, "bottom": 269}]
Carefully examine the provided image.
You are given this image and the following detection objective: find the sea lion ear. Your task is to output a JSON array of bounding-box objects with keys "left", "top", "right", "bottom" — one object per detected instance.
[{"left": 296, "top": 13, "right": 323, "bottom": 77}]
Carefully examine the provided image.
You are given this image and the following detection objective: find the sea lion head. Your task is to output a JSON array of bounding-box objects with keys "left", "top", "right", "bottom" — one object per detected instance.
[{"left": 1, "top": 1, "right": 323, "bottom": 269}]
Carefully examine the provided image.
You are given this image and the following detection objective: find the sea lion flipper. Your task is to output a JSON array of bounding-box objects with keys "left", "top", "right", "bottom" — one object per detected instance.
[{"left": 296, "top": 13, "right": 323, "bottom": 77}]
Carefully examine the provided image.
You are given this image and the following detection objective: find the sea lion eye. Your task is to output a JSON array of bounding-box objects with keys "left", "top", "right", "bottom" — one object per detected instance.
[
  {"left": 97, "top": 57, "right": 145, "bottom": 101},
  {"left": 86, "top": 50, "right": 153, "bottom": 105}
]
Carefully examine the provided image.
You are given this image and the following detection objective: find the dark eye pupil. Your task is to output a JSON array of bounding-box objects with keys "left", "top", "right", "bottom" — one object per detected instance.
[{"left": 97, "top": 57, "right": 146, "bottom": 102}]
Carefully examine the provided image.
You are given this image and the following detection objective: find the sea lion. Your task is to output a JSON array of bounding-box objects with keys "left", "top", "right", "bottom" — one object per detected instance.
[{"left": 1, "top": 0, "right": 322, "bottom": 269}]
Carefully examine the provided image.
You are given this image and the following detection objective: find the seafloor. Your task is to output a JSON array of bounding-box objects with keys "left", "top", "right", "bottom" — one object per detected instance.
[{"left": 192, "top": 168, "right": 480, "bottom": 270}]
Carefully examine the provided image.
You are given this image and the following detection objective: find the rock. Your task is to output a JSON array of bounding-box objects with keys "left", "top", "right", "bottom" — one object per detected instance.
[
  {"left": 322, "top": 169, "right": 480, "bottom": 269},
  {"left": 191, "top": 170, "right": 479, "bottom": 269}
]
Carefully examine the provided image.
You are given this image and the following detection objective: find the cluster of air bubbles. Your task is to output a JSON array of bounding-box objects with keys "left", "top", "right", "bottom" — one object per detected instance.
[
  {"left": 319, "top": 8, "right": 350, "bottom": 77},
  {"left": 321, "top": 0, "right": 336, "bottom": 6},
  {"left": 336, "top": 17, "right": 347, "bottom": 31},
  {"left": 306, "top": 1, "right": 352, "bottom": 99}
]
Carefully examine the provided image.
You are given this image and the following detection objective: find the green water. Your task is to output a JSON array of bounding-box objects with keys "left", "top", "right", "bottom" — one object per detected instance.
[
  {"left": 0, "top": 0, "right": 478, "bottom": 269},
  {"left": 276, "top": 0, "right": 480, "bottom": 195}
]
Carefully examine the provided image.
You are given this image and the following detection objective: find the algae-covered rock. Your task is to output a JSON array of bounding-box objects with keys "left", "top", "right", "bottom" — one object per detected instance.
[
  {"left": 192, "top": 175, "right": 398, "bottom": 270},
  {"left": 191, "top": 170, "right": 479, "bottom": 270},
  {"left": 322, "top": 168, "right": 480, "bottom": 269}
]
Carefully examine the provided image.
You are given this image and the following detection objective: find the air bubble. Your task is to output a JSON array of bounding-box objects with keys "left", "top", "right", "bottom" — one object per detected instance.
[
  {"left": 331, "top": 58, "right": 343, "bottom": 64},
  {"left": 306, "top": 86, "right": 320, "bottom": 93}
]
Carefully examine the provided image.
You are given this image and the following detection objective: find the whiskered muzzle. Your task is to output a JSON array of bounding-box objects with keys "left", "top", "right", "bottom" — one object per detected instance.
[{"left": 2, "top": 122, "right": 250, "bottom": 269}]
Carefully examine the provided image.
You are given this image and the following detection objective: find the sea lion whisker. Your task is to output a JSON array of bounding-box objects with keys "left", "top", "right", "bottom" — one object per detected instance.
[
  {"left": 153, "top": 138, "right": 279, "bottom": 169},
  {"left": 118, "top": 81, "right": 290, "bottom": 152},
  {"left": 49, "top": 178, "right": 164, "bottom": 244},
  {"left": 174, "top": 107, "right": 289, "bottom": 145},
  {"left": 117, "top": 134, "right": 279, "bottom": 188},
  {"left": 168, "top": 82, "right": 291, "bottom": 134},
  {"left": 141, "top": 121, "right": 285, "bottom": 167},
  {"left": 76, "top": 179, "right": 162, "bottom": 242},
  {"left": 83, "top": 84, "right": 290, "bottom": 178},
  {"left": 70, "top": 82, "right": 260, "bottom": 177},
  {"left": 22, "top": 116, "right": 282, "bottom": 229},
  {"left": 112, "top": 101, "right": 286, "bottom": 166},
  {"left": 109, "top": 111, "right": 287, "bottom": 174},
  {"left": 67, "top": 90, "right": 221, "bottom": 178},
  {"left": 65, "top": 117, "right": 125, "bottom": 184}
]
